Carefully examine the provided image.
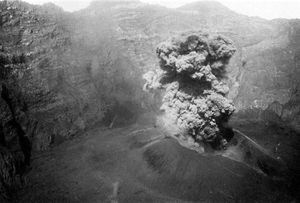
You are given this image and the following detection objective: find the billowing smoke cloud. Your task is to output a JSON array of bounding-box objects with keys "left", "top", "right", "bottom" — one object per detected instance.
[{"left": 144, "top": 31, "right": 236, "bottom": 149}]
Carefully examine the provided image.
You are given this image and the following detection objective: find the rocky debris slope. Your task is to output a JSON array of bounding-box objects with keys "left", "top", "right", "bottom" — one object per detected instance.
[{"left": 12, "top": 124, "right": 298, "bottom": 202}]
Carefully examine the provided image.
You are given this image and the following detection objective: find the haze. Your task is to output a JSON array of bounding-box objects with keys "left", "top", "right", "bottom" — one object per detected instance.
[{"left": 23, "top": 0, "right": 300, "bottom": 20}]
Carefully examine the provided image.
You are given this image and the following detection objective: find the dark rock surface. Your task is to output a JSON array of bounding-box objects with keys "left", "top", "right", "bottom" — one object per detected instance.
[{"left": 12, "top": 123, "right": 299, "bottom": 202}]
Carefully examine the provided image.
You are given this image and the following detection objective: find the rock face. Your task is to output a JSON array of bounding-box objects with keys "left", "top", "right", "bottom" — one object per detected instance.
[
  {"left": 0, "top": 0, "right": 144, "bottom": 152},
  {"left": 144, "top": 31, "right": 236, "bottom": 148}
]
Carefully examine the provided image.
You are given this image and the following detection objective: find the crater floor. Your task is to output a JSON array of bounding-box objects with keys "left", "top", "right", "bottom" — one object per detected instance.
[{"left": 13, "top": 120, "right": 299, "bottom": 202}]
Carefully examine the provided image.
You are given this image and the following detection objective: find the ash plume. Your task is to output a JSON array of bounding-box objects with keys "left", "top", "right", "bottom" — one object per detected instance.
[{"left": 144, "top": 31, "right": 236, "bottom": 149}]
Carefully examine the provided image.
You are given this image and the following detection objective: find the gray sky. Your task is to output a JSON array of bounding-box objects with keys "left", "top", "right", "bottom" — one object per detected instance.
[{"left": 24, "top": 0, "right": 300, "bottom": 20}]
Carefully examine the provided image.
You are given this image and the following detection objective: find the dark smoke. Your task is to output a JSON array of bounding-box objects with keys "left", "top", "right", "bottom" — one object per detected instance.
[{"left": 144, "top": 31, "right": 236, "bottom": 150}]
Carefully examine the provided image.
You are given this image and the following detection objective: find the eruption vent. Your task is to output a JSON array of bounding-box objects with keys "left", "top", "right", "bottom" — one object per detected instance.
[{"left": 144, "top": 31, "right": 236, "bottom": 149}]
